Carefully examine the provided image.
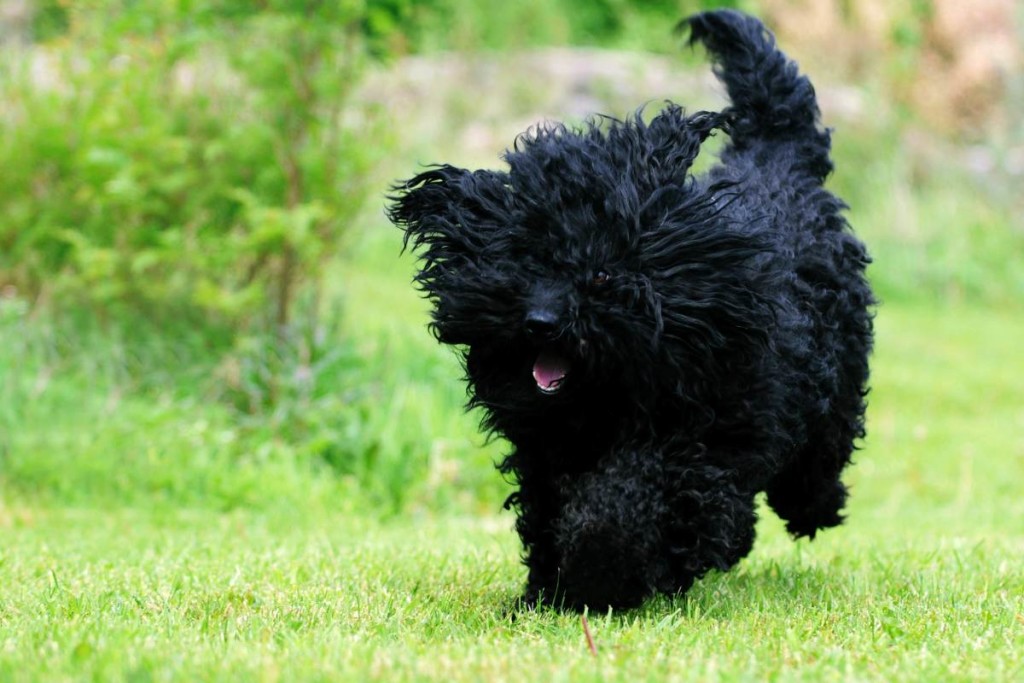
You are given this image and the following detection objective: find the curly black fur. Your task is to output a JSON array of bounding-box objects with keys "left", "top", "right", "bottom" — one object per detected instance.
[{"left": 388, "top": 10, "right": 874, "bottom": 611}]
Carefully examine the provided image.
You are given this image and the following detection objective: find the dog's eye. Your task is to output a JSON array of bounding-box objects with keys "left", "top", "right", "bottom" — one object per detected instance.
[{"left": 592, "top": 270, "right": 610, "bottom": 287}]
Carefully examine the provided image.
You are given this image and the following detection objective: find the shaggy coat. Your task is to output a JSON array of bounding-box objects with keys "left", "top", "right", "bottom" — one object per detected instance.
[{"left": 389, "top": 10, "right": 874, "bottom": 610}]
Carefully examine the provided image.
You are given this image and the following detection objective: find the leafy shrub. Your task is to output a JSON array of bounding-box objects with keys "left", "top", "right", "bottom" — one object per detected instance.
[
  {"left": 0, "top": 1, "right": 418, "bottom": 500},
  {"left": 0, "top": 1, "right": 384, "bottom": 337}
]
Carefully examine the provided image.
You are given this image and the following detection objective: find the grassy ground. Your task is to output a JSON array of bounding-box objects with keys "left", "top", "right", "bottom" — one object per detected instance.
[
  {"left": 0, "top": 505, "right": 1020, "bottom": 682},
  {"left": 2, "top": 302, "right": 1022, "bottom": 682}
]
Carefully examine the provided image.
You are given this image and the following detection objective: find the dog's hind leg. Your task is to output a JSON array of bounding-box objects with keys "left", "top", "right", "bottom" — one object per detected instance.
[
  {"left": 765, "top": 372, "right": 865, "bottom": 538},
  {"left": 769, "top": 251, "right": 872, "bottom": 539},
  {"left": 765, "top": 438, "right": 849, "bottom": 539}
]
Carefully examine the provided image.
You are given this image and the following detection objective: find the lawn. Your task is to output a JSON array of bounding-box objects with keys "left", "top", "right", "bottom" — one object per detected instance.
[{"left": 2, "top": 303, "right": 1022, "bottom": 682}]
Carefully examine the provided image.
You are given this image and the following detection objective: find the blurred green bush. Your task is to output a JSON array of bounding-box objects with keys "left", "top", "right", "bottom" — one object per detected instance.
[
  {"left": 1, "top": 1, "right": 386, "bottom": 339},
  {"left": 0, "top": 2, "right": 415, "bottom": 506}
]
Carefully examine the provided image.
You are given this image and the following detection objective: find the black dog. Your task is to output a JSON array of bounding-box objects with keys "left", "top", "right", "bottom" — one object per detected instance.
[{"left": 389, "top": 10, "right": 873, "bottom": 610}]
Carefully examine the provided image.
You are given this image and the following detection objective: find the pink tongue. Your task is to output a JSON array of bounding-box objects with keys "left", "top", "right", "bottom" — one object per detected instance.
[{"left": 532, "top": 349, "right": 570, "bottom": 394}]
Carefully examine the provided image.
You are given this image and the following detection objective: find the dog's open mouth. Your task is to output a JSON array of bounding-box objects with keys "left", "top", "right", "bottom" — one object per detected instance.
[{"left": 532, "top": 348, "right": 571, "bottom": 394}]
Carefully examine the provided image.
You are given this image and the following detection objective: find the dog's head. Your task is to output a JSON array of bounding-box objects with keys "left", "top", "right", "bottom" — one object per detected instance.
[{"left": 389, "top": 105, "right": 772, "bottom": 413}]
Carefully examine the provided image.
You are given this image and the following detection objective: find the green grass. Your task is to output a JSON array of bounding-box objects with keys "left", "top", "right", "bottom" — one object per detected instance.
[
  {"left": 0, "top": 502, "right": 1020, "bottom": 681},
  {"left": 0, "top": 263, "right": 503, "bottom": 515},
  {"left": 2, "top": 303, "right": 1022, "bottom": 681}
]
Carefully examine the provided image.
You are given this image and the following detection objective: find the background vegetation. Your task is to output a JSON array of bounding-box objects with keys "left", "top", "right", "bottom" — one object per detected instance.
[{"left": 0, "top": 0, "right": 1021, "bottom": 680}]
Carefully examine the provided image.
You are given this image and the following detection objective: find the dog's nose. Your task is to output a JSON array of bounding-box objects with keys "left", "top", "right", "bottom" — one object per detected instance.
[{"left": 524, "top": 308, "right": 560, "bottom": 341}]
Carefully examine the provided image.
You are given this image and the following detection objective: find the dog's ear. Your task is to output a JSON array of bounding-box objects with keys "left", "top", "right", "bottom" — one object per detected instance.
[
  {"left": 388, "top": 164, "right": 513, "bottom": 259},
  {"left": 388, "top": 165, "right": 515, "bottom": 344},
  {"left": 644, "top": 106, "right": 724, "bottom": 184}
]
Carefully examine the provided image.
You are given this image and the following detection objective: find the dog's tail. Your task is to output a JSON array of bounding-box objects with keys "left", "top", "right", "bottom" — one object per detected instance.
[{"left": 681, "top": 10, "right": 831, "bottom": 175}]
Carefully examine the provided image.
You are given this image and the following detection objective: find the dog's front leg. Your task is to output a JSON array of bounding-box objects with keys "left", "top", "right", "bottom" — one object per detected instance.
[
  {"left": 504, "top": 459, "right": 564, "bottom": 609},
  {"left": 549, "top": 444, "right": 673, "bottom": 611},
  {"left": 552, "top": 443, "right": 758, "bottom": 611}
]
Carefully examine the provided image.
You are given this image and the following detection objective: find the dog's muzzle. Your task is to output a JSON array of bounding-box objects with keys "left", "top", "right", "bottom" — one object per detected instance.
[
  {"left": 524, "top": 292, "right": 571, "bottom": 395},
  {"left": 526, "top": 308, "right": 570, "bottom": 394}
]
